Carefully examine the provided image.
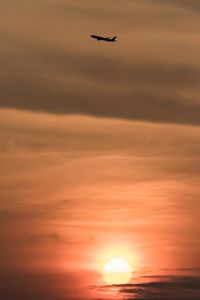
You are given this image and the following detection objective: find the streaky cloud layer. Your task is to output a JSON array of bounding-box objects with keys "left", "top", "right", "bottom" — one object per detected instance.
[{"left": 0, "top": 0, "right": 199, "bottom": 125}]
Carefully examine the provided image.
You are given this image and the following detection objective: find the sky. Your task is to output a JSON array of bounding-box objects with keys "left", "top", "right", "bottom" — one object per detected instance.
[{"left": 0, "top": 1, "right": 200, "bottom": 299}]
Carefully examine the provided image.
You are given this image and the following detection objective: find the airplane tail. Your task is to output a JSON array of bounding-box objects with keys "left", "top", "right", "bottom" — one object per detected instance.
[{"left": 112, "top": 36, "right": 117, "bottom": 41}]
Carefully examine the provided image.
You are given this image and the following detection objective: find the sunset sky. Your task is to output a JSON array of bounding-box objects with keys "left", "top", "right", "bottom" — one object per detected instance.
[{"left": 0, "top": 1, "right": 200, "bottom": 299}]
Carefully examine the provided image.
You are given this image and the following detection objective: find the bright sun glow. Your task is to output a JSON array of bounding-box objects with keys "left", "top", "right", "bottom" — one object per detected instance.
[{"left": 103, "top": 258, "right": 132, "bottom": 285}]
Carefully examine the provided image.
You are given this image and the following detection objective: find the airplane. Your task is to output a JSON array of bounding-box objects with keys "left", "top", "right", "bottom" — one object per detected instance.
[{"left": 90, "top": 35, "right": 117, "bottom": 42}]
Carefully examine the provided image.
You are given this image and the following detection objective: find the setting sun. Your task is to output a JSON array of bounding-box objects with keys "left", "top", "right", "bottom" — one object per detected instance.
[{"left": 103, "top": 258, "right": 132, "bottom": 285}]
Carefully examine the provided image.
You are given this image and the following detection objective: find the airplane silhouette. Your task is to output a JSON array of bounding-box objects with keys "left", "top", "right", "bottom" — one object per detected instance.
[{"left": 91, "top": 35, "right": 117, "bottom": 42}]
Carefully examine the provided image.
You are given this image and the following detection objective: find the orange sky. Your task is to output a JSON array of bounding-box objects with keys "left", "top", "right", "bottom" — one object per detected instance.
[
  {"left": 0, "top": 1, "right": 200, "bottom": 299},
  {"left": 0, "top": 109, "right": 199, "bottom": 274}
]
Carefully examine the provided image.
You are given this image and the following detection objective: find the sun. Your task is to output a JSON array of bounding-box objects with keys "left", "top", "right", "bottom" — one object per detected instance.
[{"left": 103, "top": 257, "right": 132, "bottom": 285}]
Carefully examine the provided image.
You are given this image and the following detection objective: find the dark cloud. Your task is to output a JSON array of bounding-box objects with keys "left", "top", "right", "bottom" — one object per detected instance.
[
  {"left": 0, "top": 47, "right": 200, "bottom": 125},
  {"left": 151, "top": 0, "right": 200, "bottom": 11},
  {"left": 95, "top": 274, "right": 200, "bottom": 300},
  {"left": 0, "top": 0, "right": 199, "bottom": 125}
]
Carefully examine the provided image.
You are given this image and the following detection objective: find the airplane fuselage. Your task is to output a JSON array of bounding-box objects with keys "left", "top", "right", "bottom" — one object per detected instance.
[{"left": 91, "top": 35, "right": 116, "bottom": 42}]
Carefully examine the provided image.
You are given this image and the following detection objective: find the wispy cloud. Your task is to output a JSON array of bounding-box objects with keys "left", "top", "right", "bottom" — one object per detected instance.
[{"left": 95, "top": 273, "right": 200, "bottom": 300}]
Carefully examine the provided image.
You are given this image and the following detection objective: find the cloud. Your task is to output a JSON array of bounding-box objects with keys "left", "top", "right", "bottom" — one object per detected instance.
[
  {"left": 152, "top": 0, "right": 200, "bottom": 11},
  {"left": 26, "top": 233, "right": 65, "bottom": 243},
  {"left": 0, "top": 48, "right": 200, "bottom": 125},
  {"left": 0, "top": 110, "right": 199, "bottom": 273},
  {"left": 95, "top": 273, "right": 200, "bottom": 300},
  {"left": 0, "top": 0, "right": 199, "bottom": 125},
  {"left": 119, "top": 277, "right": 200, "bottom": 299}
]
